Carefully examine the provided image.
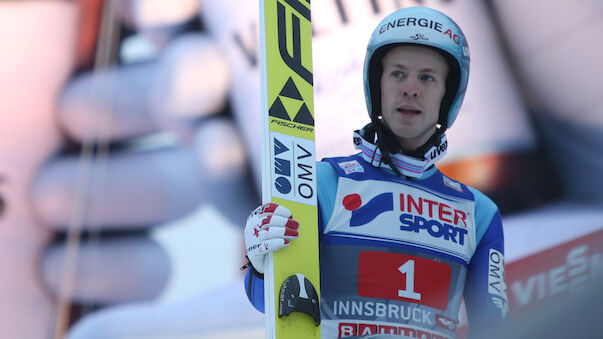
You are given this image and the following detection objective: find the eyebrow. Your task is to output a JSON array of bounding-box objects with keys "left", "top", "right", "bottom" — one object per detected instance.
[{"left": 389, "top": 63, "right": 443, "bottom": 74}]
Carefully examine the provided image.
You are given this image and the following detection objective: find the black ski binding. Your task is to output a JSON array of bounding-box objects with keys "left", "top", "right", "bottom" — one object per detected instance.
[{"left": 278, "top": 273, "right": 320, "bottom": 326}]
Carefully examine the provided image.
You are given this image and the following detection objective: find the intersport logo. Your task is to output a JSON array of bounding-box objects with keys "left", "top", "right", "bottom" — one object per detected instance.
[
  {"left": 343, "top": 193, "right": 393, "bottom": 227},
  {"left": 343, "top": 192, "right": 468, "bottom": 245}
]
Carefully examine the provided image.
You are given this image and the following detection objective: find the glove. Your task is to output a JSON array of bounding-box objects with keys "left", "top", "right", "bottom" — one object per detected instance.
[{"left": 244, "top": 203, "right": 299, "bottom": 274}]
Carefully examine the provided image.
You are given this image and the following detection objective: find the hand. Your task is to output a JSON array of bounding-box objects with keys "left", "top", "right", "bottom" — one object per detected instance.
[
  {"left": 33, "top": 25, "right": 229, "bottom": 339},
  {"left": 244, "top": 203, "right": 299, "bottom": 274}
]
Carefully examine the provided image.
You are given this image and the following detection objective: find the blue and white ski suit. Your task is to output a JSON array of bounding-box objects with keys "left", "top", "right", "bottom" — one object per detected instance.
[{"left": 245, "top": 153, "right": 509, "bottom": 338}]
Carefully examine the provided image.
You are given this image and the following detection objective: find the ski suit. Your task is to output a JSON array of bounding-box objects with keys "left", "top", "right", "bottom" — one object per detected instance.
[{"left": 244, "top": 153, "right": 509, "bottom": 338}]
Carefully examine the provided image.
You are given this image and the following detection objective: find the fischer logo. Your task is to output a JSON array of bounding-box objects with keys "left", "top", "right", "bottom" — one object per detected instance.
[
  {"left": 276, "top": 2, "right": 313, "bottom": 86},
  {"left": 338, "top": 322, "right": 449, "bottom": 338},
  {"left": 269, "top": 77, "right": 314, "bottom": 128},
  {"left": 343, "top": 192, "right": 468, "bottom": 244}
]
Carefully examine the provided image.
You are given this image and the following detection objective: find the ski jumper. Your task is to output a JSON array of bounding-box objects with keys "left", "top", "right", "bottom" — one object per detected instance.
[{"left": 244, "top": 154, "right": 508, "bottom": 338}]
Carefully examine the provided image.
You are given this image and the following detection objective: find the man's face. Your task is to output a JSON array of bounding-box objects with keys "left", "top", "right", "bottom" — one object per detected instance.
[{"left": 380, "top": 45, "right": 448, "bottom": 150}]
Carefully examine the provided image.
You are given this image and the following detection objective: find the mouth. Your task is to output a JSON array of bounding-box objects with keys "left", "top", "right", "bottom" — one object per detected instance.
[{"left": 396, "top": 106, "right": 421, "bottom": 115}]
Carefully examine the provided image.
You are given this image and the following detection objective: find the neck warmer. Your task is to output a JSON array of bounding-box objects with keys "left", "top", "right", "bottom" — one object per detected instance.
[{"left": 353, "top": 130, "right": 448, "bottom": 178}]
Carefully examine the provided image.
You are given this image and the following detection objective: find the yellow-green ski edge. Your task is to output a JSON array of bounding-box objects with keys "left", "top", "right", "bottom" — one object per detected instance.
[{"left": 259, "top": 0, "right": 321, "bottom": 338}]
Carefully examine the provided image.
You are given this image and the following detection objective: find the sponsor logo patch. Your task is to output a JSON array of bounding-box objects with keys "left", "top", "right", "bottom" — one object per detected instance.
[
  {"left": 271, "top": 132, "right": 316, "bottom": 205},
  {"left": 342, "top": 192, "right": 468, "bottom": 245},
  {"left": 344, "top": 193, "right": 393, "bottom": 227},
  {"left": 443, "top": 176, "right": 463, "bottom": 192},
  {"left": 338, "top": 321, "right": 449, "bottom": 338},
  {"left": 489, "top": 248, "right": 509, "bottom": 319},
  {"left": 435, "top": 314, "right": 458, "bottom": 331},
  {"left": 338, "top": 160, "right": 364, "bottom": 175}
]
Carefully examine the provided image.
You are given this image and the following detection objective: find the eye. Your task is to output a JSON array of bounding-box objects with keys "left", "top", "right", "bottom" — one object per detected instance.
[
  {"left": 420, "top": 74, "right": 436, "bottom": 82},
  {"left": 390, "top": 70, "right": 405, "bottom": 79}
]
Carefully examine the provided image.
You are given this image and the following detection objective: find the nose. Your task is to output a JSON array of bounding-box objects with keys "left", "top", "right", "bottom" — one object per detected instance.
[
  {"left": 402, "top": 86, "right": 419, "bottom": 97},
  {"left": 401, "top": 80, "right": 419, "bottom": 97}
]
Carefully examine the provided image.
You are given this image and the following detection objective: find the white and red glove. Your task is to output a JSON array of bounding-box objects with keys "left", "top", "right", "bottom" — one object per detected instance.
[{"left": 244, "top": 203, "right": 299, "bottom": 274}]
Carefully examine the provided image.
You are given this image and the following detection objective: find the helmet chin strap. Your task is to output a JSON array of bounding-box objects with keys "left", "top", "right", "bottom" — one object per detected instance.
[{"left": 354, "top": 122, "right": 448, "bottom": 178}]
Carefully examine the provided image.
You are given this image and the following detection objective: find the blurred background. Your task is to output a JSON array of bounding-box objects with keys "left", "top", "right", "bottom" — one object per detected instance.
[{"left": 0, "top": 0, "right": 601, "bottom": 338}]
